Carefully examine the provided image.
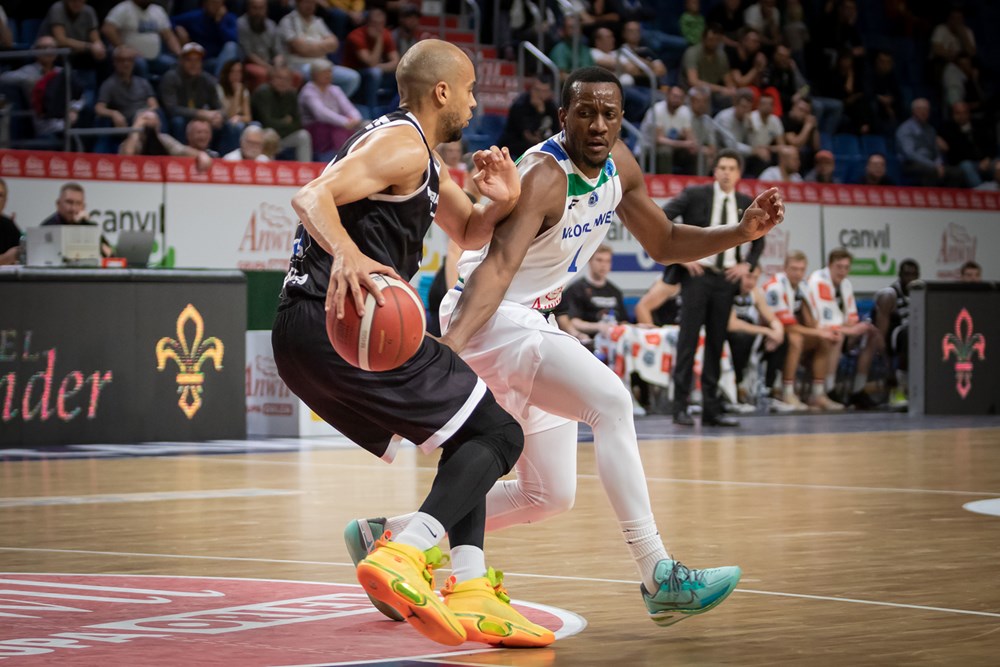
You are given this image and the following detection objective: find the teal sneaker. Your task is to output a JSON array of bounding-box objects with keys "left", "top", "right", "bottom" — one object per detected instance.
[
  {"left": 641, "top": 559, "right": 741, "bottom": 626},
  {"left": 344, "top": 518, "right": 403, "bottom": 621}
]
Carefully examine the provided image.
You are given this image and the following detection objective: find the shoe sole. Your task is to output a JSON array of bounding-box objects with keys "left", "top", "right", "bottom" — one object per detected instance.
[
  {"left": 452, "top": 609, "right": 555, "bottom": 648},
  {"left": 647, "top": 573, "right": 742, "bottom": 627},
  {"left": 344, "top": 520, "right": 405, "bottom": 622},
  {"left": 357, "top": 558, "right": 467, "bottom": 646}
]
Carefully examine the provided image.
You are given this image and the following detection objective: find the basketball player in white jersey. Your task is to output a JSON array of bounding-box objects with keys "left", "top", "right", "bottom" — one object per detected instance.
[{"left": 349, "top": 67, "right": 784, "bottom": 626}]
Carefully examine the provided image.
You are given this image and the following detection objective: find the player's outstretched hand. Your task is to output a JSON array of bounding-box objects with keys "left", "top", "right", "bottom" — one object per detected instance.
[
  {"left": 472, "top": 146, "right": 521, "bottom": 206},
  {"left": 740, "top": 187, "right": 784, "bottom": 240},
  {"left": 327, "top": 246, "right": 401, "bottom": 320}
]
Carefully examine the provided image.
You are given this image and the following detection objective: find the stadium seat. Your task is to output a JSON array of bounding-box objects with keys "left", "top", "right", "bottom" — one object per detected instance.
[
  {"left": 861, "top": 134, "right": 888, "bottom": 157},
  {"left": 832, "top": 133, "right": 861, "bottom": 156}
]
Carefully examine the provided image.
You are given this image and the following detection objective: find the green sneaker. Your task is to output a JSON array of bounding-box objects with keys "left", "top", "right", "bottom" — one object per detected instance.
[
  {"left": 344, "top": 518, "right": 403, "bottom": 621},
  {"left": 641, "top": 559, "right": 741, "bottom": 626}
]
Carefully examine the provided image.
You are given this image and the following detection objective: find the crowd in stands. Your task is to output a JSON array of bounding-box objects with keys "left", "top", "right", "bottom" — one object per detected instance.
[{"left": 1, "top": 2, "right": 996, "bottom": 187}]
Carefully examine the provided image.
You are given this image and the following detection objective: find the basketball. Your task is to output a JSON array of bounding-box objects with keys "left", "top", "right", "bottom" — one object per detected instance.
[{"left": 326, "top": 273, "right": 426, "bottom": 372}]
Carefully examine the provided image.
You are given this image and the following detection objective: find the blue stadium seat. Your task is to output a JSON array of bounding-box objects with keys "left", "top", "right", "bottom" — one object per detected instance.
[
  {"left": 16, "top": 19, "right": 41, "bottom": 49},
  {"left": 819, "top": 132, "right": 833, "bottom": 152},
  {"left": 861, "top": 134, "right": 888, "bottom": 157},
  {"left": 464, "top": 113, "right": 506, "bottom": 152},
  {"left": 832, "top": 133, "right": 861, "bottom": 156}
]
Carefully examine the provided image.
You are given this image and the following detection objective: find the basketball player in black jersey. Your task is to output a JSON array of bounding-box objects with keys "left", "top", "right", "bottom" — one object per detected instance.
[{"left": 271, "top": 40, "right": 554, "bottom": 647}]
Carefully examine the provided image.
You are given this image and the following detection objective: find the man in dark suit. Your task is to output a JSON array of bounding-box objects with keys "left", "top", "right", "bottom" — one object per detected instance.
[{"left": 664, "top": 148, "right": 762, "bottom": 427}]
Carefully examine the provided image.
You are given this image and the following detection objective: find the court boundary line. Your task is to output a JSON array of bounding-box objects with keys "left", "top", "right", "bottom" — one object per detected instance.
[{"left": 3, "top": 546, "right": 998, "bottom": 621}]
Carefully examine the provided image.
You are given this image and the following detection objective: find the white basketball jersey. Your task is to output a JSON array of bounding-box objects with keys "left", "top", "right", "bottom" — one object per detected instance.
[{"left": 456, "top": 132, "right": 624, "bottom": 310}]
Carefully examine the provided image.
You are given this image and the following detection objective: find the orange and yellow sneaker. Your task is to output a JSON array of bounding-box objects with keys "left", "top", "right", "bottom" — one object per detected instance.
[
  {"left": 356, "top": 534, "right": 467, "bottom": 646},
  {"left": 442, "top": 568, "right": 555, "bottom": 648}
]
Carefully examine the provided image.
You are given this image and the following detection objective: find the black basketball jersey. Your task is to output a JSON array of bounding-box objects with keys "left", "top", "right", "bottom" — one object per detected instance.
[{"left": 279, "top": 110, "right": 440, "bottom": 305}]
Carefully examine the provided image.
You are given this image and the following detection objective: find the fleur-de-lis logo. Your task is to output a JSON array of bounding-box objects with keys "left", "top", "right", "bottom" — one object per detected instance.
[
  {"left": 156, "top": 304, "right": 225, "bottom": 419},
  {"left": 941, "top": 308, "right": 985, "bottom": 399}
]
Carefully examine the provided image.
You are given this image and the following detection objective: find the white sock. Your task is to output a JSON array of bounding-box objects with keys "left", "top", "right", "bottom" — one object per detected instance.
[
  {"left": 621, "top": 515, "right": 669, "bottom": 593},
  {"left": 825, "top": 373, "right": 836, "bottom": 392},
  {"left": 385, "top": 512, "right": 415, "bottom": 537},
  {"left": 393, "top": 512, "right": 444, "bottom": 552},
  {"left": 852, "top": 373, "right": 868, "bottom": 393},
  {"left": 811, "top": 380, "right": 825, "bottom": 399},
  {"left": 450, "top": 544, "right": 487, "bottom": 583},
  {"left": 783, "top": 381, "right": 796, "bottom": 401}
]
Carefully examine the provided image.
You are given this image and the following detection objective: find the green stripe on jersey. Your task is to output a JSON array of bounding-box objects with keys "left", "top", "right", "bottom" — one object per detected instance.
[{"left": 566, "top": 167, "right": 615, "bottom": 196}]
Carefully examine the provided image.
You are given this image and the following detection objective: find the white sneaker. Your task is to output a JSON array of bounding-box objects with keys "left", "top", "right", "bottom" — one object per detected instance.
[
  {"left": 768, "top": 398, "right": 796, "bottom": 413},
  {"left": 633, "top": 403, "right": 647, "bottom": 417},
  {"left": 781, "top": 394, "right": 808, "bottom": 410}
]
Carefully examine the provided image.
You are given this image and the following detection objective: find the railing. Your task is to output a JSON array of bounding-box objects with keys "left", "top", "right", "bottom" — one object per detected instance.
[
  {"left": 617, "top": 46, "right": 659, "bottom": 173},
  {"left": 621, "top": 117, "right": 654, "bottom": 174},
  {"left": 517, "top": 41, "right": 561, "bottom": 100},
  {"left": 552, "top": 0, "right": 581, "bottom": 73},
  {"left": 0, "top": 47, "right": 74, "bottom": 152}
]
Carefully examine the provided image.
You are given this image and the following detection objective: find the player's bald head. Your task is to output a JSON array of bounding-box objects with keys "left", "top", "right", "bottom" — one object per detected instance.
[{"left": 397, "top": 39, "right": 471, "bottom": 107}]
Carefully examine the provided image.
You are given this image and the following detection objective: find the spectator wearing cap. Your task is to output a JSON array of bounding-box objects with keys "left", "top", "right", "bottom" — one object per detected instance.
[
  {"left": 277, "top": 0, "right": 361, "bottom": 98},
  {"left": 159, "top": 42, "right": 238, "bottom": 153},
  {"left": 171, "top": 0, "right": 241, "bottom": 77},
  {"left": 857, "top": 153, "right": 894, "bottom": 186},
  {"left": 804, "top": 150, "right": 840, "bottom": 183},
  {"left": 102, "top": 0, "right": 182, "bottom": 79}
]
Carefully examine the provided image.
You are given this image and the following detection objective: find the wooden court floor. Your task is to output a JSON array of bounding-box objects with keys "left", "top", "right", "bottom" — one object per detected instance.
[{"left": 2, "top": 418, "right": 999, "bottom": 666}]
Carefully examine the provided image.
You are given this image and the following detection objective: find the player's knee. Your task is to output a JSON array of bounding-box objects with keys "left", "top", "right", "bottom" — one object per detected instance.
[
  {"left": 592, "top": 380, "right": 635, "bottom": 422},
  {"left": 459, "top": 395, "right": 523, "bottom": 474},
  {"left": 541, "top": 478, "right": 576, "bottom": 516},
  {"left": 490, "top": 417, "right": 524, "bottom": 475}
]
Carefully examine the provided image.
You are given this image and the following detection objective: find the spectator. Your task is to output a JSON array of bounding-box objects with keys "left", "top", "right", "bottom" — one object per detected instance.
[
  {"left": 804, "top": 149, "right": 839, "bottom": 183},
  {"left": 783, "top": 97, "right": 820, "bottom": 165},
  {"left": 299, "top": 60, "right": 363, "bottom": 158},
  {"left": 120, "top": 108, "right": 207, "bottom": 167},
  {"left": 0, "top": 36, "right": 60, "bottom": 107},
  {"left": 436, "top": 141, "right": 467, "bottom": 171},
  {"left": 940, "top": 101, "right": 995, "bottom": 189},
  {"left": 758, "top": 144, "right": 801, "bottom": 182},
  {"left": 783, "top": 0, "right": 809, "bottom": 72},
  {"left": 748, "top": 94, "right": 784, "bottom": 165},
  {"left": 858, "top": 152, "right": 894, "bottom": 186},
  {"left": 95, "top": 45, "right": 158, "bottom": 128},
  {"left": 681, "top": 23, "right": 734, "bottom": 110},
  {"left": 497, "top": 74, "right": 560, "bottom": 161},
  {"left": 763, "top": 43, "right": 807, "bottom": 116},
  {"left": 102, "top": 0, "right": 182, "bottom": 78},
  {"left": 561, "top": 244, "right": 629, "bottom": 342},
  {"left": 706, "top": 0, "right": 744, "bottom": 50},
  {"left": 763, "top": 250, "right": 844, "bottom": 410},
  {"left": 743, "top": 1, "right": 781, "bottom": 51},
  {"left": 930, "top": 7, "right": 976, "bottom": 73},
  {"left": 640, "top": 85, "right": 696, "bottom": 175},
  {"left": 943, "top": 53, "right": 987, "bottom": 116},
  {"left": 590, "top": 26, "right": 649, "bottom": 122},
  {"left": 171, "top": 0, "right": 240, "bottom": 76},
  {"left": 159, "top": 42, "right": 226, "bottom": 140},
  {"left": 823, "top": 49, "right": 868, "bottom": 134},
  {"left": 634, "top": 266, "right": 682, "bottom": 326},
  {"left": 278, "top": 0, "right": 361, "bottom": 97},
  {"left": 727, "top": 27, "right": 765, "bottom": 92},
  {"left": 665, "top": 149, "right": 762, "bottom": 427},
  {"left": 872, "top": 259, "right": 919, "bottom": 407},
  {"left": 393, "top": 4, "right": 428, "bottom": 56},
  {"left": 806, "top": 247, "right": 881, "bottom": 409},
  {"left": 261, "top": 127, "right": 281, "bottom": 160},
  {"left": 975, "top": 162, "right": 1000, "bottom": 191},
  {"left": 342, "top": 7, "right": 399, "bottom": 112},
  {"left": 959, "top": 261, "right": 982, "bottom": 282},
  {"left": 896, "top": 98, "right": 966, "bottom": 187},
  {"left": 0, "top": 179, "right": 20, "bottom": 266},
  {"left": 548, "top": 14, "right": 595, "bottom": 81},
  {"left": 238, "top": 0, "right": 290, "bottom": 91},
  {"left": 223, "top": 124, "right": 270, "bottom": 161},
  {"left": 820, "top": 0, "right": 864, "bottom": 62},
  {"left": 251, "top": 66, "right": 313, "bottom": 162},
  {"left": 679, "top": 0, "right": 705, "bottom": 46},
  {"left": 40, "top": 182, "right": 112, "bottom": 257},
  {"left": 38, "top": 0, "right": 107, "bottom": 86},
  {"left": 184, "top": 117, "right": 220, "bottom": 158},
  {"left": 217, "top": 59, "right": 253, "bottom": 132},
  {"left": 726, "top": 267, "right": 785, "bottom": 408},
  {"left": 713, "top": 87, "right": 754, "bottom": 166},
  {"left": 688, "top": 85, "right": 719, "bottom": 176},
  {"left": 621, "top": 20, "right": 668, "bottom": 85},
  {"left": 866, "top": 50, "right": 903, "bottom": 136}
]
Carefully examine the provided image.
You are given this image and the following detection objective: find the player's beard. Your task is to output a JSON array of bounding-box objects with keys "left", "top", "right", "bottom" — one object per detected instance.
[{"left": 441, "top": 108, "right": 465, "bottom": 143}]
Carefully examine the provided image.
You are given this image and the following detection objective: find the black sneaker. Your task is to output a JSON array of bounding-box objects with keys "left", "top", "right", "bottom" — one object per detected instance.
[{"left": 848, "top": 391, "right": 879, "bottom": 410}]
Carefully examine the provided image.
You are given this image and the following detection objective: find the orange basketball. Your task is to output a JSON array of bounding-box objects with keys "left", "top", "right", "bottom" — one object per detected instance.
[{"left": 327, "top": 274, "right": 426, "bottom": 372}]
